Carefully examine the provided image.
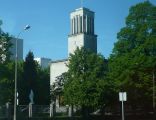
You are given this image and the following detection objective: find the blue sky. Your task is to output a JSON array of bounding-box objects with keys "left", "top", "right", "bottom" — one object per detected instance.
[{"left": 0, "top": 0, "right": 156, "bottom": 60}]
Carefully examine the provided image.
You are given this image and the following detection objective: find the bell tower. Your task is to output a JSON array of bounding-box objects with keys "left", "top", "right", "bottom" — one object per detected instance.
[{"left": 68, "top": 7, "right": 97, "bottom": 56}]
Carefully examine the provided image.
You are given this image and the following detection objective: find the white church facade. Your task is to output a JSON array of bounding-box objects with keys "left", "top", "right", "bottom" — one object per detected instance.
[{"left": 50, "top": 7, "right": 97, "bottom": 86}]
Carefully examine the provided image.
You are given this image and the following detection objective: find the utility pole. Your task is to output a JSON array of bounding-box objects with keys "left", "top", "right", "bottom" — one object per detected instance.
[
  {"left": 13, "top": 25, "right": 30, "bottom": 120},
  {"left": 153, "top": 70, "right": 155, "bottom": 119}
]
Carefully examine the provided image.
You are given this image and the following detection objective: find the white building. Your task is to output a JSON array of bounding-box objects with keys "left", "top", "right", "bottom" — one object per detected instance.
[
  {"left": 68, "top": 7, "right": 97, "bottom": 56},
  {"left": 50, "top": 7, "right": 97, "bottom": 86},
  {"left": 10, "top": 38, "right": 23, "bottom": 60},
  {"left": 50, "top": 59, "right": 68, "bottom": 85},
  {"left": 34, "top": 57, "right": 51, "bottom": 69}
]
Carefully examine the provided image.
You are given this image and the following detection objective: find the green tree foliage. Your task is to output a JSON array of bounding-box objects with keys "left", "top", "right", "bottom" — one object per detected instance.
[
  {"left": 22, "top": 51, "right": 38, "bottom": 104},
  {"left": 0, "top": 62, "right": 14, "bottom": 104},
  {"left": 0, "top": 20, "right": 13, "bottom": 105},
  {"left": 0, "top": 21, "right": 12, "bottom": 63},
  {"left": 108, "top": 1, "right": 156, "bottom": 110},
  {"left": 35, "top": 66, "right": 50, "bottom": 105},
  {"left": 51, "top": 73, "right": 65, "bottom": 105},
  {"left": 20, "top": 51, "right": 50, "bottom": 105},
  {"left": 63, "top": 47, "right": 109, "bottom": 110}
]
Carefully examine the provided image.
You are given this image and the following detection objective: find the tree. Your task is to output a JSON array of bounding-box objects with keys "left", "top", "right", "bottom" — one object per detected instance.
[
  {"left": 108, "top": 1, "right": 156, "bottom": 112},
  {"left": 21, "top": 51, "right": 38, "bottom": 104},
  {"left": 20, "top": 51, "right": 50, "bottom": 105},
  {"left": 0, "top": 20, "right": 14, "bottom": 105},
  {"left": 51, "top": 73, "right": 66, "bottom": 106},
  {"left": 0, "top": 22, "right": 12, "bottom": 63},
  {"left": 35, "top": 66, "right": 50, "bottom": 105},
  {"left": 63, "top": 47, "right": 109, "bottom": 118},
  {"left": 0, "top": 62, "right": 14, "bottom": 105}
]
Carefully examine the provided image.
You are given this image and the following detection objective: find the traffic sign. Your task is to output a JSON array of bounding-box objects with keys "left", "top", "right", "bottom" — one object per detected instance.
[{"left": 119, "top": 92, "right": 127, "bottom": 101}]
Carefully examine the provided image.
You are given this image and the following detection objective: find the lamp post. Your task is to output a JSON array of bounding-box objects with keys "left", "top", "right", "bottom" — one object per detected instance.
[
  {"left": 13, "top": 25, "right": 30, "bottom": 120},
  {"left": 153, "top": 71, "right": 155, "bottom": 111},
  {"left": 152, "top": 54, "right": 155, "bottom": 118}
]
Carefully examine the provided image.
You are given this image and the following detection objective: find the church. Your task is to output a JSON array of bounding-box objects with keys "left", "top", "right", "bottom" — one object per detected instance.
[{"left": 50, "top": 7, "right": 97, "bottom": 88}]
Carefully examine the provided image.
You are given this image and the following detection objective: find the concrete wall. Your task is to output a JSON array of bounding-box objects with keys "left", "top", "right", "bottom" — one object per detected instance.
[
  {"left": 68, "top": 34, "right": 97, "bottom": 56},
  {"left": 50, "top": 59, "right": 68, "bottom": 85},
  {"left": 68, "top": 34, "right": 84, "bottom": 56}
]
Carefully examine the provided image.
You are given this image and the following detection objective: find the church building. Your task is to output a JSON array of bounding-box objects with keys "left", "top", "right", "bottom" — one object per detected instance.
[{"left": 50, "top": 7, "right": 97, "bottom": 87}]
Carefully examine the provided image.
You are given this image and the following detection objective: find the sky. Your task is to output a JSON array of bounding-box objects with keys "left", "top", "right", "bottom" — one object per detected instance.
[{"left": 0, "top": 0, "right": 156, "bottom": 60}]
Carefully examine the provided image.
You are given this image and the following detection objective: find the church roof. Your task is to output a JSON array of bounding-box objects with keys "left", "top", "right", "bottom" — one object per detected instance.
[
  {"left": 51, "top": 59, "right": 68, "bottom": 63},
  {"left": 72, "top": 7, "right": 94, "bottom": 13}
]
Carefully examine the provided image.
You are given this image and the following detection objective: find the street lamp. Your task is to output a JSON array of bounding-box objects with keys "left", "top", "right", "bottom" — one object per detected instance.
[
  {"left": 152, "top": 48, "right": 155, "bottom": 119},
  {"left": 13, "top": 25, "right": 30, "bottom": 120},
  {"left": 153, "top": 71, "right": 155, "bottom": 114}
]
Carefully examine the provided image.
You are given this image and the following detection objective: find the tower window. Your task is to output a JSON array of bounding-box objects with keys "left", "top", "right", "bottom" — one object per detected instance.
[
  {"left": 84, "top": 16, "right": 86, "bottom": 33},
  {"left": 80, "top": 16, "right": 82, "bottom": 33}
]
